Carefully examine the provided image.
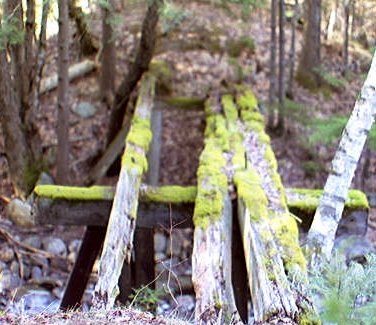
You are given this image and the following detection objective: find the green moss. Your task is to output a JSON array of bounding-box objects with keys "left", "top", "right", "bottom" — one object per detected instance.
[
  {"left": 34, "top": 185, "right": 115, "bottom": 200},
  {"left": 149, "top": 60, "right": 172, "bottom": 96},
  {"left": 126, "top": 116, "right": 152, "bottom": 151},
  {"left": 161, "top": 96, "right": 205, "bottom": 110},
  {"left": 221, "top": 94, "right": 238, "bottom": 123},
  {"left": 141, "top": 186, "right": 196, "bottom": 203},
  {"left": 234, "top": 169, "right": 268, "bottom": 221},
  {"left": 193, "top": 138, "right": 228, "bottom": 229},
  {"left": 236, "top": 89, "right": 258, "bottom": 112},
  {"left": 270, "top": 213, "right": 307, "bottom": 272},
  {"left": 263, "top": 146, "right": 278, "bottom": 171},
  {"left": 288, "top": 188, "right": 369, "bottom": 212},
  {"left": 121, "top": 146, "right": 148, "bottom": 174}
]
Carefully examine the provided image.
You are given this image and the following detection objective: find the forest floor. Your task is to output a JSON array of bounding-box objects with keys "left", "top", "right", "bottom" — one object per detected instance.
[{"left": 0, "top": 1, "right": 375, "bottom": 323}]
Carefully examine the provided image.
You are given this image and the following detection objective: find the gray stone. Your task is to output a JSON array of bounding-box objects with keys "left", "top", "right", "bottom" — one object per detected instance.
[
  {"left": 165, "top": 232, "right": 183, "bottom": 257},
  {"left": 67, "top": 251, "right": 77, "bottom": 265},
  {"left": 334, "top": 235, "right": 376, "bottom": 263},
  {"left": 0, "top": 269, "right": 21, "bottom": 291},
  {"left": 0, "top": 245, "right": 14, "bottom": 263},
  {"left": 0, "top": 261, "right": 7, "bottom": 272},
  {"left": 42, "top": 237, "right": 67, "bottom": 257},
  {"left": 31, "top": 266, "right": 43, "bottom": 280},
  {"left": 68, "top": 239, "right": 82, "bottom": 254},
  {"left": 72, "top": 101, "right": 97, "bottom": 118},
  {"left": 6, "top": 198, "right": 34, "bottom": 227},
  {"left": 154, "top": 252, "right": 166, "bottom": 262},
  {"left": 154, "top": 233, "right": 167, "bottom": 254},
  {"left": 36, "top": 172, "right": 54, "bottom": 185},
  {"left": 24, "top": 236, "right": 42, "bottom": 249},
  {"left": 52, "top": 287, "right": 64, "bottom": 299},
  {"left": 12, "top": 288, "right": 58, "bottom": 315},
  {"left": 10, "top": 261, "right": 19, "bottom": 275},
  {"left": 29, "top": 255, "right": 48, "bottom": 268},
  {"left": 173, "top": 295, "right": 195, "bottom": 318},
  {"left": 367, "top": 193, "right": 376, "bottom": 208},
  {"left": 337, "top": 210, "right": 368, "bottom": 237}
]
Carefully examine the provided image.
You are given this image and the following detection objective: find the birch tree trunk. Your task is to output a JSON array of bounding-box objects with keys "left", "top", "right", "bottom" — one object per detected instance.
[
  {"left": 306, "top": 52, "right": 376, "bottom": 265},
  {"left": 57, "top": 0, "right": 70, "bottom": 184}
]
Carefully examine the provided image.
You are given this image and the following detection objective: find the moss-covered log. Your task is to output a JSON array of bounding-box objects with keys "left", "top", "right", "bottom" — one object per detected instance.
[
  {"left": 224, "top": 90, "right": 317, "bottom": 323},
  {"left": 192, "top": 97, "right": 241, "bottom": 324},
  {"left": 92, "top": 74, "right": 155, "bottom": 310}
]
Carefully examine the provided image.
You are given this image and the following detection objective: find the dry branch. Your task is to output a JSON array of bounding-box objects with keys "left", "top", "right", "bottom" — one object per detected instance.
[{"left": 40, "top": 60, "right": 97, "bottom": 94}]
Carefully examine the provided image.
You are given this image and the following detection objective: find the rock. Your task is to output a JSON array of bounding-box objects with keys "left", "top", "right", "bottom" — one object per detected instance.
[
  {"left": 6, "top": 199, "right": 34, "bottom": 227},
  {"left": 154, "top": 233, "right": 167, "bottom": 254},
  {"left": 36, "top": 172, "right": 54, "bottom": 185},
  {"left": 0, "top": 261, "right": 7, "bottom": 272},
  {"left": 0, "top": 245, "right": 14, "bottom": 263},
  {"left": 9, "top": 287, "right": 58, "bottom": 315},
  {"left": 154, "top": 252, "right": 166, "bottom": 262},
  {"left": 337, "top": 210, "right": 368, "bottom": 237},
  {"left": 334, "top": 235, "right": 375, "bottom": 263},
  {"left": 52, "top": 287, "right": 64, "bottom": 299},
  {"left": 24, "top": 236, "right": 42, "bottom": 249},
  {"left": 30, "top": 255, "right": 49, "bottom": 270},
  {"left": 0, "top": 270, "right": 21, "bottom": 291},
  {"left": 10, "top": 261, "right": 19, "bottom": 275},
  {"left": 72, "top": 101, "right": 97, "bottom": 118},
  {"left": 367, "top": 193, "right": 376, "bottom": 208},
  {"left": 42, "top": 237, "right": 67, "bottom": 257},
  {"left": 67, "top": 251, "right": 77, "bottom": 264},
  {"left": 68, "top": 239, "right": 82, "bottom": 254},
  {"left": 166, "top": 232, "right": 183, "bottom": 257},
  {"left": 31, "top": 266, "right": 43, "bottom": 280},
  {"left": 173, "top": 295, "right": 195, "bottom": 318}
]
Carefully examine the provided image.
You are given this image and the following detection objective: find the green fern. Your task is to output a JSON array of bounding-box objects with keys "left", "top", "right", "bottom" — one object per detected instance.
[
  {"left": 160, "top": 1, "right": 189, "bottom": 34},
  {"left": 309, "top": 253, "right": 376, "bottom": 325},
  {"left": 313, "top": 66, "right": 347, "bottom": 89}
]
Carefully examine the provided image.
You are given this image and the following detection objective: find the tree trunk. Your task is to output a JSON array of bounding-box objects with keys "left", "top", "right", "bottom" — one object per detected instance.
[
  {"left": 0, "top": 52, "right": 35, "bottom": 196},
  {"left": 57, "top": 0, "right": 70, "bottom": 184},
  {"left": 277, "top": 0, "right": 285, "bottom": 131},
  {"left": 343, "top": 0, "right": 350, "bottom": 75},
  {"left": 326, "top": 1, "right": 338, "bottom": 41},
  {"left": 306, "top": 52, "right": 376, "bottom": 266},
  {"left": 100, "top": 0, "right": 116, "bottom": 103},
  {"left": 106, "top": 0, "right": 163, "bottom": 149},
  {"left": 68, "top": 0, "right": 98, "bottom": 56},
  {"left": 287, "top": 0, "right": 298, "bottom": 98},
  {"left": 267, "top": 0, "right": 277, "bottom": 129},
  {"left": 296, "top": 0, "right": 321, "bottom": 89}
]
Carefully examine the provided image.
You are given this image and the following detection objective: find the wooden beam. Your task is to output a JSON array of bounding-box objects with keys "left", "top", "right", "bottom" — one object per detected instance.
[{"left": 93, "top": 74, "right": 155, "bottom": 309}]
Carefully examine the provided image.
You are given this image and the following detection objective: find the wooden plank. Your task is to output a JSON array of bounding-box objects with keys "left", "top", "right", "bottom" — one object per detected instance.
[
  {"left": 93, "top": 74, "right": 155, "bottom": 309},
  {"left": 191, "top": 96, "right": 241, "bottom": 324},
  {"left": 230, "top": 90, "right": 315, "bottom": 322}
]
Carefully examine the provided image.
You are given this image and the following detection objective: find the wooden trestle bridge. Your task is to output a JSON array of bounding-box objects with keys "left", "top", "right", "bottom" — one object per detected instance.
[{"left": 27, "top": 74, "right": 368, "bottom": 324}]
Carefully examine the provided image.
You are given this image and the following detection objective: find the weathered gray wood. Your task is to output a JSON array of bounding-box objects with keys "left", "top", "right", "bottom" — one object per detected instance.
[
  {"left": 146, "top": 104, "right": 162, "bottom": 185},
  {"left": 93, "top": 75, "right": 155, "bottom": 309},
  {"left": 228, "top": 90, "right": 315, "bottom": 323},
  {"left": 40, "top": 60, "right": 97, "bottom": 94},
  {"left": 192, "top": 97, "right": 241, "bottom": 324}
]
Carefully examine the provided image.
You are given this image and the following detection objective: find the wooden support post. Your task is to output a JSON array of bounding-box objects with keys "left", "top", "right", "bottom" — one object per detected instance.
[{"left": 60, "top": 226, "right": 106, "bottom": 310}]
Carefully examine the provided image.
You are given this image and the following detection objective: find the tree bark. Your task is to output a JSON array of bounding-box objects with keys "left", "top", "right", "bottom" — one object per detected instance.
[
  {"left": 277, "top": 0, "right": 285, "bottom": 131},
  {"left": 306, "top": 52, "right": 376, "bottom": 266},
  {"left": 287, "top": 0, "right": 298, "bottom": 98},
  {"left": 100, "top": 0, "right": 116, "bottom": 103},
  {"left": 296, "top": 0, "right": 322, "bottom": 88},
  {"left": 106, "top": 0, "right": 163, "bottom": 149},
  {"left": 68, "top": 0, "right": 98, "bottom": 56},
  {"left": 57, "top": 0, "right": 70, "bottom": 184},
  {"left": 343, "top": 0, "right": 350, "bottom": 75},
  {"left": 0, "top": 52, "right": 35, "bottom": 196},
  {"left": 267, "top": 0, "right": 277, "bottom": 129}
]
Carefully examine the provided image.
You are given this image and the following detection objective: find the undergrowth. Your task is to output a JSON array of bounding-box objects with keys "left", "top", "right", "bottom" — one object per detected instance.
[{"left": 309, "top": 253, "right": 376, "bottom": 325}]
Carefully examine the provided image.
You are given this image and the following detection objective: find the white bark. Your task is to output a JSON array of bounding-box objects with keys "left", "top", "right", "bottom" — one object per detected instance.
[{"left": 307, "top": 52, "right": 376, "bottom": 263}]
